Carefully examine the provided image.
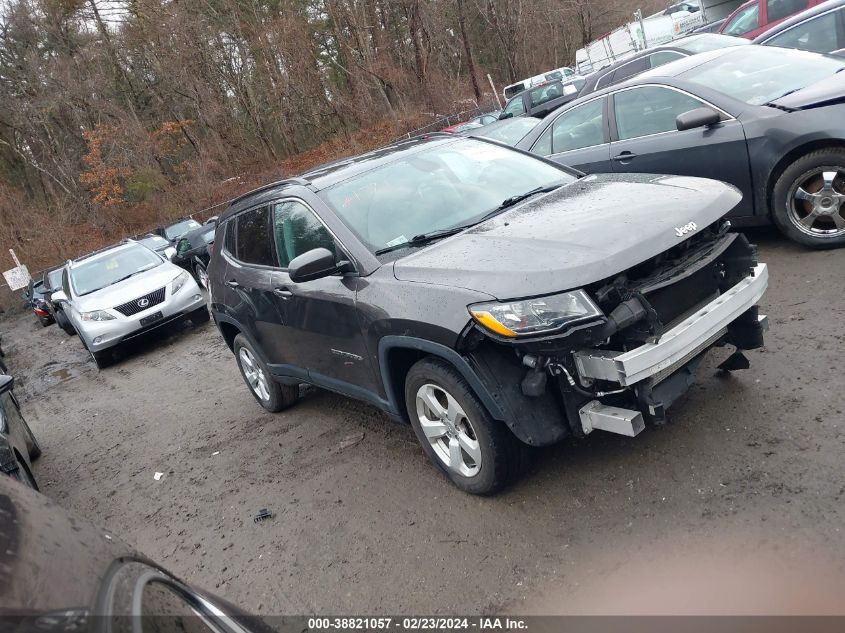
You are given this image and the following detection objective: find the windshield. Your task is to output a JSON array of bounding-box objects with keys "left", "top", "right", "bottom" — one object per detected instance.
[
  {"left": 47, "top": 268, "right": 63, "bottom": 289},
  {"left": 682, "top": 46, "right": 845, "bottom": 104},
  {"left": 164, "top": 219, "right": 200, "bottom": 240},
  {"left": 678, "top": 33, "right": 751, "bottom": 53},
  {"left": 476, "top": 118, "right": 541, "bottom": 146},
  {"left": 70, "top": 244, "right": 162, "bottom": 296},
  {"left": 319, "top": 138, "right": 575, "bottom": 254}
]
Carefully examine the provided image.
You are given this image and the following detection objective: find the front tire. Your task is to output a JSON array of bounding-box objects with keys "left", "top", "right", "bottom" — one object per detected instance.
[
  {"left": 772, "top": 149, "right": 845, "bottom": 248},
  {"left": 189, "top": 306, "right": 211, "bottom": 325},
  {"left": 233, "top": 334, "right": 298, "bottom": 412},
  {"left": 404, "top": 358, "right": 524, "bottom": 495},
  {"left": 55, "top": 310, "right": 75, "bottom": 335}
]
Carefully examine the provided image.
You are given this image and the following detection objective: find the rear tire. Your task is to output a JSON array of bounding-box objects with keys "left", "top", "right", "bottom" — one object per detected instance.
[
  {"left": 9, "top": 455, "right": 38, "bottom": 490},
  {"left": 404, "top": 357, "right": 525, "bottom": 495},
  {"left": 21, "top": 417, "right": 41, "bottom": 461},
  {"left": 771, "top": 149, "right": 845, "bottom": 248},
  {"left": 233, "top": 334, "right": 298, "bottom": 412}
]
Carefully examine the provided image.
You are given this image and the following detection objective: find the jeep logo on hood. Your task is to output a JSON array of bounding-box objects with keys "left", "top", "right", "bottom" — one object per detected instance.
[{"left": 675, "top": 222, "right": 697, "bottom": 237}]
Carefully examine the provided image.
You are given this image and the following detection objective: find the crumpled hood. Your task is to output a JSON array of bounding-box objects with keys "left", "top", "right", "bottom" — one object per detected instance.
[
  {"left": 393, "top": 173, "right": 741, "bottom": 300},
  {"left": 74, "top": 262, "right": 184, "bottom": 312},
  {"left": 768, "top": 70, "right": 845, "bottom": 110}
]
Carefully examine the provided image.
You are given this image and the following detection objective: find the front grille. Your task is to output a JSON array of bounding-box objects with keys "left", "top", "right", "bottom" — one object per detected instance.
[
  {"left": 114, "top": 286, "right": 166, "bottom": 317},
  {"left": 590, "top": 222, "right": 757, "bottom": 345}
]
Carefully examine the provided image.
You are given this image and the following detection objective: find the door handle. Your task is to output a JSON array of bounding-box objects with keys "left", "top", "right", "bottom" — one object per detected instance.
[
  {"left": 273, "top": 287, "right": 293, "bottom": 299},
  {"left": 225, "top": 279, "right": 240, "bottom": 288},
  {"left": 612, "top": 151, "right": 637, "bottom": 162}
]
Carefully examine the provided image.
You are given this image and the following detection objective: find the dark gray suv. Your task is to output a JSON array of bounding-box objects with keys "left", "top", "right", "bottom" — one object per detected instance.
[{"left": 208, "top": 136, "right": 768, "bottom": 494}]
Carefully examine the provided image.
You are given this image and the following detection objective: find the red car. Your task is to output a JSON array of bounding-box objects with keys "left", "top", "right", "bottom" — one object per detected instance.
[
  {"left": 440, "top": 112, "right": 500, "bottom": 134},
  {"left": 720, "top": 0, "right": 824, "bottom": 38}
]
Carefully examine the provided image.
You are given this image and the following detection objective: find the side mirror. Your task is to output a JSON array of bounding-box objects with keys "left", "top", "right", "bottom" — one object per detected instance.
[
  {"left": 0, "top": 375, "right": 13, "bottom": 393},
  {"left": 51, "top": 290, "right": 68, "bottom": 304},
  {"left": 164, "top": 247, "right": 177, "bottom": 260},
  {"left": 676, "top": 107, "right": 721, "bottom": 131},
  {"left": 499, "top": 111, "right": 513, "bottom": 120},
  {"left": 288, "top": 248, "right": 352, "bottom": 284}
]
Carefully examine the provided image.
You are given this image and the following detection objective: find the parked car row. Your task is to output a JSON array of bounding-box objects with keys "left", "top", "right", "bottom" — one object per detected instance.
[
  {"left": 10, "top": 5, "right": 845, "bottom": 499},
  {"left": 18, "top": 215, "right": 216, "bottom": 366}
]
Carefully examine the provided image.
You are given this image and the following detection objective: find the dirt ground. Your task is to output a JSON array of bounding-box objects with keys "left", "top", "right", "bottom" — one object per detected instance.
[{"left": 3, "top": 228, "right": 844, "bottom": 615}]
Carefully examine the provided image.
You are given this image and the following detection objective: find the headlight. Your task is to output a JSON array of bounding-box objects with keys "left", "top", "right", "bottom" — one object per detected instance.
[
  {"left": 80, "top": 309, "right": 115, "bottom": 322},
  {"left": 171, "top": 270, "right": 190, "bottom": 294},
  {"left": 469, "top": 289, "right": 602, "bottom": 338}
]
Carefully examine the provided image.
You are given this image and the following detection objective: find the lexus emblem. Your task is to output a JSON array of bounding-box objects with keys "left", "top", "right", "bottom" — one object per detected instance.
[{"left": 137, "top": 298, "right": 150, "bottom": 308}]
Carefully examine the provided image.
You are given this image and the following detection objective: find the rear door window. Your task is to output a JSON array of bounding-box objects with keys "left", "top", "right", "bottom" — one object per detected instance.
[
  {"left": 613, "top": 56, "right": 650, "bottom": 84},
  {"left": 649, "top": 51, "right": 686, "bottom": 69},
  {"left": 764, "top": 9, "right": 842, "bottom": 52},
  {"left": 766, "top": 0, "right": 806, "bottom": 22},
  {"left": 234, "top": 206, "right": 274, "bottom": 266}
]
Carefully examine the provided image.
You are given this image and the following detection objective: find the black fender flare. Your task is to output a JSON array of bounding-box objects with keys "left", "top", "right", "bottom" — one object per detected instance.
[{"left": 377, "top": 335, "right": 507, "bottom": 421}]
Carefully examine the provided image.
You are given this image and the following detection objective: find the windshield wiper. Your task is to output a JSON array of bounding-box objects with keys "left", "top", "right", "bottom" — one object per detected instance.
[
  {"left": 373, "top": 183, "right": 564, "bottom": 256},
  {"left": 494, "top": 183, "right": 562, "bottom": 212},
  {"left": 375, "top": 225, "right": 471, "bottom": 255}
]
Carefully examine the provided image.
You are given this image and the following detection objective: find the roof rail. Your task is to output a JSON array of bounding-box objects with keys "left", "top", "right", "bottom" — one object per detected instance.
[{"left": 227, "top": 177, "right": 310, "bottom": 208}]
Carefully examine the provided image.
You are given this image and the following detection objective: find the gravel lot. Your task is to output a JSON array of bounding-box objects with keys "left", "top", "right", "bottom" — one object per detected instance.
[{"left": 3, "top": 228, "right": 845, "bottom": 615}]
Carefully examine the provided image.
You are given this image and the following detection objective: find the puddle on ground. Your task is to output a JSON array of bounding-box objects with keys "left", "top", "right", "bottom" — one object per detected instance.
[{"left": 43, "top": 365, "right": 80, "bottom": 385}]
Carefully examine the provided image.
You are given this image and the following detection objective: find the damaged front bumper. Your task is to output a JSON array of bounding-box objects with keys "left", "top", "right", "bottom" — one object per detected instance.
[
  {"left": 573, "top": 264, "right": 768, "bottom": 387},
  {"left": 570, "top": 263, "right": 768, "bottom": 436}
]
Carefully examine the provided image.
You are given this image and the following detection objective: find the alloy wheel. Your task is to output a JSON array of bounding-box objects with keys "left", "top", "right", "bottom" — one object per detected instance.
[
  {"left": 239, "top": 347, "right": 270, "bottom": 401},
  {"left": 415, "top": 383, "right": 481, "bottom": 477},
  {"left": 788, "top": 167, "right": 845, "bottom": 238}
]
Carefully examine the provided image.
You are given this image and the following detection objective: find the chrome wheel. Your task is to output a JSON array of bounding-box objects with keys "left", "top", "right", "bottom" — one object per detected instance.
[
  {"left": 239, "top": 347, "right": 270, "bottom": 401},
  {"left": 415, "top": 383, "right": 481, "bottom": 477},
  {"left": 196, "top": 265, "right": 209, "bottom": 290},
  {"left": 788, "top": 167, "right": 845, "bottom": 237}
]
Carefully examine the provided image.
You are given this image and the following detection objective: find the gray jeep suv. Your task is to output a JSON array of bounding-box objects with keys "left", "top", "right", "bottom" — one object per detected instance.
[{"left": 208, "top": 136, "right": 768, "bottom": 494}]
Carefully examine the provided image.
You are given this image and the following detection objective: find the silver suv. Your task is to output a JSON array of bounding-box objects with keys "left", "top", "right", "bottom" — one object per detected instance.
[{"left": 51, "top": 240, "right": 208, "bottom": 368}]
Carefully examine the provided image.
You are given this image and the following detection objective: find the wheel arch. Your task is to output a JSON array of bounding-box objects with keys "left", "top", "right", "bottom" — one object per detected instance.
[
  {"left": 378, "top": 336, "right": 507, "bottom": 424},
  {"left": 216, "top": 319, "right": 241, "bottom": 352},
  {"left": 766, "top": 139, "right": 845, "bottom": 214}
]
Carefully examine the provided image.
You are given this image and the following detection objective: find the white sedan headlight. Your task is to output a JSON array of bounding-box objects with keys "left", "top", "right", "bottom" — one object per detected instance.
[
  {"left": 171, "top": 270, "right": 190, "bottom": 294},
  {"left": 80, "top": 309, "right": 115, "bottom": 322},
  {"left": 469, "top": 290, "right": 602, "bottom": 338}
]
